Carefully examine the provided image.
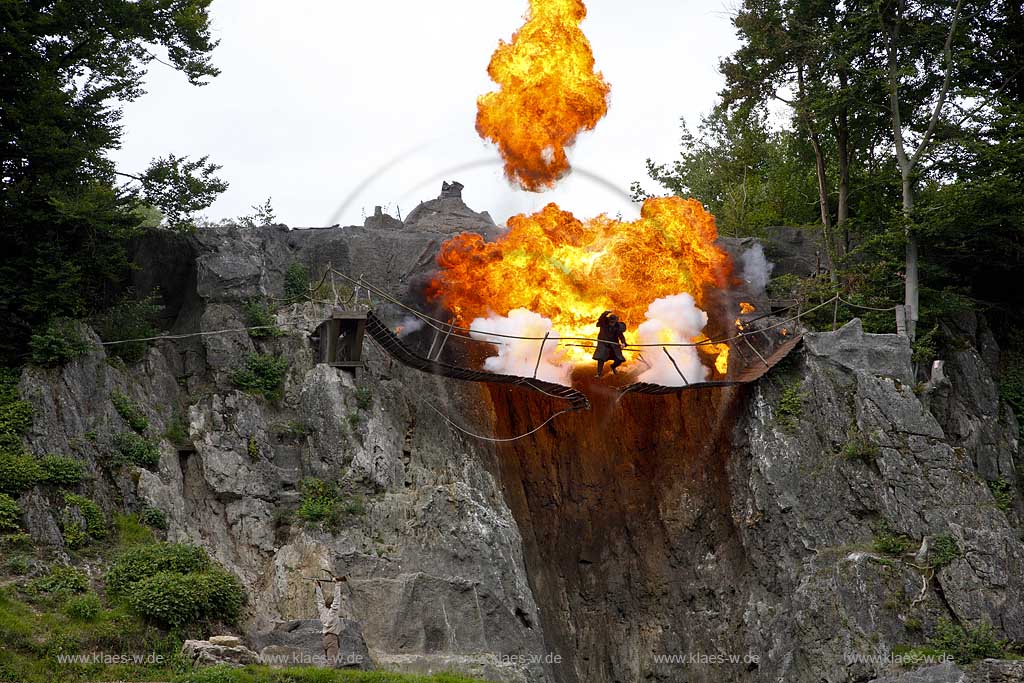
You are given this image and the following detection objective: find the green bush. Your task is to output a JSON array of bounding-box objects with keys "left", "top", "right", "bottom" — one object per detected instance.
[
  {"left": 296, "top": 478, "right": 340, "bottom": 529},
  {"left": 912, "top": 325, "right": 939, "bottom": 365},
  {"left": 273, "top": 420, "right": 310, "bottom": 439},
  {"left": 94, "top": 291, "right": 164, "bottom": 364},
  {"left": 28, "top": 318, "right": 91, "bottom": 366},
  {"left": 873, "top": 524, "right": 915, "bottom": 557},
  {"left": 296, "top": 478, "right": 363, "bottom": 531},
  {"left": 123, "top": 567, "right": 244, "bottom": 627},
  {"left": 192, "top": 567, "right": 245, "bottom": 623},
  {"left": 38, "top": 454, "right": 84, "bottom": 486},
  {"left": 1, "top": 531, "right": 32, "bottom": 549},
  {"left": 30, "top": 565, "right": 89, "bottom": 597},
  {"left": 164, "top": 410, "right": 190, "bottom": 446},
  {"left": 140, "top": 506, "right": 168, "bottom": 531},
  {"left": 354, "top": 386, "right": 372, "bottom": 411},
  {"left": 64, "top": 592, "right": 102, "bottom": 620},
  {"left": 0, "top": 378, "right": 33, "bottom": 448},
  {"left": 5, "top": 553, "right": 30, "bottom": 575},
  {"left": 61, "top": 493, "right": 108, "bottom": 546},
  {"left": 929, "top": 534, "right": 962, "bottom": 569},
  {"left": 776, "top": 381, "right": 805, "bottom": 432},
  {"left": 989, "top": 477, "right": 1014, "bottom": 513},
  {"left": 231, "top": 354, "right": 288, "bottom": 402},
  {"left": 927, "top": 617, "right": 1006, "bottom": 664},
  {"left": 111, "top": 390, "right": 149, "bottom": 434},
  {"left": 842, "top": 431, "right": 880, "bottom": 463},
  {"left": 283, "top": 262, "right": 310, "bottom": 303},
  {"left": 242, "top": 299, "right": 283, "bottom": 338},
  {"left": 0, "top": 492, "right": 22, "bottom": 532},
  {"left": 0, "top": 449, "right": 42, "bottom": 494},
  {"left": 106, "top": 543, "right": 210, "bottom": 596},
  {"left": 113, "top": 431, "right": 161, "bottom": 469},
  {"left": 114, "top": 513, "right": 156, "bottom": 546},
  {"left": 247, "top": 436, "right": 259, "bottom": 460}
]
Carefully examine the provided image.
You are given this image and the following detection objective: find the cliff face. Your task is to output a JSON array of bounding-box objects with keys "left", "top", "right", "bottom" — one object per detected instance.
[
  {"left": 489, "top": 321, "right": 1024, "bottom": 683},
  {"left": 12, "top": 192, "right": 1024, "bottom": 683}
]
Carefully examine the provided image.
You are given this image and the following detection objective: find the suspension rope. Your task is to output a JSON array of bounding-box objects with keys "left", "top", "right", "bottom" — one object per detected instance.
[
  {"left": 98, "top": 322, "right": 306, "bottom": 346},
  {"left": 327, "top": 267, "right": 839, "bottom": 349},
  {"left": 837, "top": 296, "right": 899, "bottom": 312},
  {"left": 424, "top": 401, "right": 571, "bottom": 443}
]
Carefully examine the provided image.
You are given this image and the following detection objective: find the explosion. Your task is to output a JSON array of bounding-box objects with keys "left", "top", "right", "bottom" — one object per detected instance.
[
  {"left": 429, "top": 196, "right": 733, "bottom": 377},
  {"left": 477, "top": 0, "right": 610, "bottom": 191}
]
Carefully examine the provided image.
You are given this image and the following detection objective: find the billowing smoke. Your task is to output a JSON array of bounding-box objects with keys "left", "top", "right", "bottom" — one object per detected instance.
[
  {"left": 395, "top": 316, "right": 424, "bottom": 338},
  {"left": 636, "top": 293, "right": 710, "bottom": 386},
  {"left": 470, "top": 308, "right": 572, "bottom": 386},
  {"left": 740, "top": 243, "right": 774, "bottom": 294}
]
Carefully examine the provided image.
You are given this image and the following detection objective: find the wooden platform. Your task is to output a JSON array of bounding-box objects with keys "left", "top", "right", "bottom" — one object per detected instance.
[{"left": 616, "top": 334, "right": 804, "bottom": 396}]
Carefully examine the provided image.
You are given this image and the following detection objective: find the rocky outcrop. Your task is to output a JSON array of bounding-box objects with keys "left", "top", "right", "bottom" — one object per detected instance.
[
  {"left": 404, "top": 181, "right": 501, "bottom": 240},
  {"left": 487, "top": 319, "right": 1022, "bottom": 683},
  {"left": 252, "top": 619, "right": 370, "bottom": 669},
  {"left": 11, "top": 192, "right": 1023, "bottom": 683},
  {"left": 182, "top": 638, "right": 261, "bottom": 667}
]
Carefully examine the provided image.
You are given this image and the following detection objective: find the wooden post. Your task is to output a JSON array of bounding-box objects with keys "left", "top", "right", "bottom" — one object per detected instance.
[
  {"left": 743, "top": 335, "right": 770, "bottom": 367},
  {"left": 433, "top": 322, "right": 454, "bottom": 361},
  {"left": 832, "top": 295, "right": 839, "bottom": 331},
  {"left": 533, "top": 332, "right": 550, "bottom": 379},
  {"left": 895, "top": 304, "right": 907, "bottom": 337},
  {"left": 426, "top": 327, "right": 442, "bottom": 359},
  {"left": 662, "top": 347, "right": 689, "bottom": 386}
]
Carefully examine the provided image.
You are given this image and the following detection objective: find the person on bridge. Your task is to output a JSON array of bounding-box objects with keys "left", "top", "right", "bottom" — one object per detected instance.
[{"left": 594, "top": 311, "right": 627, "bottom": 378}]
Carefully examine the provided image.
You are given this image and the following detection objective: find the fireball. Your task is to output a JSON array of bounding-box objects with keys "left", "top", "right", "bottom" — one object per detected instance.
[
  {"left": 477, "top": 0, "right": 610, "bottom": 191},
  {"left": 429, "top": 196, "right": 732, "bottom": 372}
]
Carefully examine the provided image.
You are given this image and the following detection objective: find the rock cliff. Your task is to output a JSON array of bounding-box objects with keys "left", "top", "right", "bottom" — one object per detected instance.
[{"left": 12, "top": 186, "right": 1023, "bottom": 682}]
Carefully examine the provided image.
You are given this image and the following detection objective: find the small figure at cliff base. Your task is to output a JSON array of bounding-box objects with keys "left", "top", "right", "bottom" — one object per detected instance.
[
  {"left": 594, "top": 310, "right": 627, "bottom": 378},
  {"left": 315, "top": 576, "right": 350, "bottom": 666}
]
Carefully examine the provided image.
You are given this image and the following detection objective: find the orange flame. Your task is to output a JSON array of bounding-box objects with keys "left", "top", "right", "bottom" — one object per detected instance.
[
  {"left": 740, "top": 302, "right": 756, "bottom": 314},
  {"left": 477, "top": 0, "right": 610, "bottom": 191},
  {"left": 429, "top": 197, "right": 732, "bottom": 370}
]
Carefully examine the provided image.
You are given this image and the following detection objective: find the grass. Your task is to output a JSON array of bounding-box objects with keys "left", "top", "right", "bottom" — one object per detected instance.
[
  {"left": 0, "top": 509, "right": 486, "bottom": 683},
  {"left": 295, "top": 479, "right": 365, "bottom": 532},
  {"left": 928, "top": 534, "right": 961, "bottom": 569},
  {"left": 232, "top": 354, "right": 288, "bottom": 402},
  {"left": 989, "top": 477, "right": 1014, "bottom": 513},
  {"left": 841, "top": 429, "right": 880, "bottom": 463},
  {"left": 111, "top": 390, "right": 149, "bottom": 434},
  {"left": 174, "top": 666, "right": 492, "bottom": 683}
]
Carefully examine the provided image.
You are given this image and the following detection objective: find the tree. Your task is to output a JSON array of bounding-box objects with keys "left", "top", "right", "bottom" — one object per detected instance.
[
  {"left": 719, "top": 0, "right": 853, "bottom": 267},
  {"left": 0, "top": 0, "right": 226, "bottom": 361},
  {"left": 633, "top": 107, "right": 820, "bottom": 236}
]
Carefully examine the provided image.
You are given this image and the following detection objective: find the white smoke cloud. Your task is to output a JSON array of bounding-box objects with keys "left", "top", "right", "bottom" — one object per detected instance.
[
  {"left": 469, "top": 308, "right": 572, "bottom": 386},
  {"left": 740, "top": 243, "right": 774, "bottom": 294},
  {"left": 636, "top": 293, "right": 710, "bottom": 386},
  {"left": 394, "top": 316, "right": 424, "bottom": 338}
]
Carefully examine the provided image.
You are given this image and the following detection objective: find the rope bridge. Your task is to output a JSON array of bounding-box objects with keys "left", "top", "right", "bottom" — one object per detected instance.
[{"left": 362, "top": 311, "right": 591, "bottom": 412}]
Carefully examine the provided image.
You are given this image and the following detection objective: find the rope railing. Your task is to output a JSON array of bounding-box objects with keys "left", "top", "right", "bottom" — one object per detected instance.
[
  {"left": 327, "top": 267, "right": 839, "bottom": 350},
  {"left": 96, "top": 265, "right": 899, "bottom": 358}
]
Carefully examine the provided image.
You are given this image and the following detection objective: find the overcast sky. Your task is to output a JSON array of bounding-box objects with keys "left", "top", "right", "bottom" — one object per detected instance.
[{"left": 110, "top": 0, "right": 740, "bottom": 228}]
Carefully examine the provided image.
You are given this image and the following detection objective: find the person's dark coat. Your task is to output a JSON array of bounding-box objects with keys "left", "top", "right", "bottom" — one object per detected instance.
[{"left": 593, "top": 312, "right": 627, "bottom": 363}]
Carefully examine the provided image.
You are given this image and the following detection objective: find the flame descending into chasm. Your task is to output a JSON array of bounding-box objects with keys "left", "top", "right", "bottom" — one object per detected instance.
[
  {"left": 429, "top": 197, "right": 734, "bottom": 379},
  {"left": 477, "top": 0, "right": 610, "bottom": 191}
]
